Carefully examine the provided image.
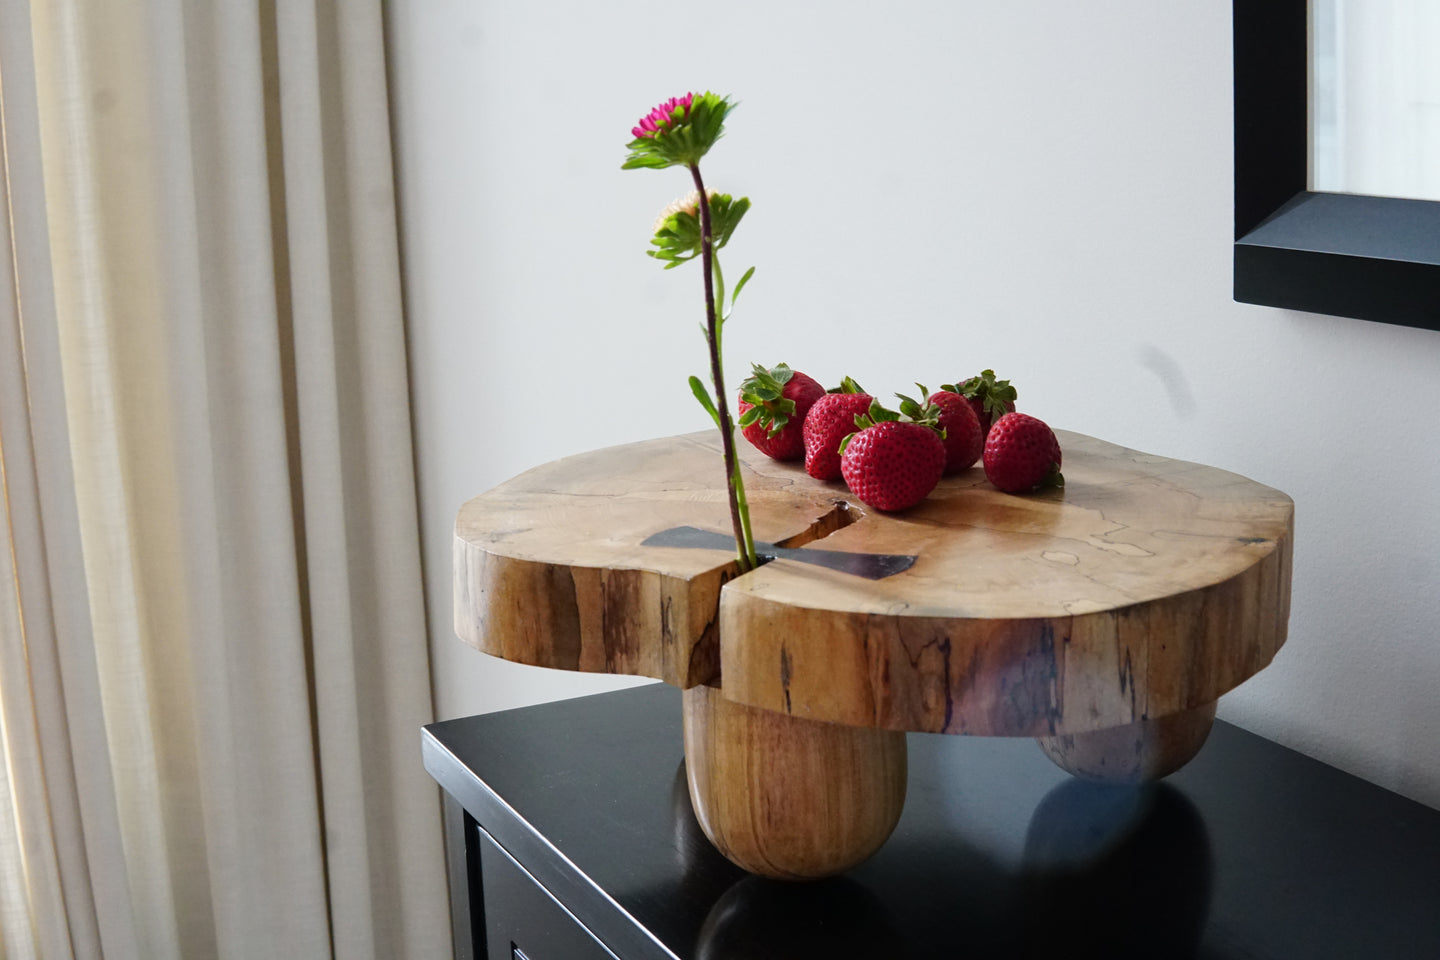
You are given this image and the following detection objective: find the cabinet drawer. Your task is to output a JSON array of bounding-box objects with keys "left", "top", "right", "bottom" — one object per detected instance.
[{"left": 478, "top": 828, "right": 620, "bottom": 960}]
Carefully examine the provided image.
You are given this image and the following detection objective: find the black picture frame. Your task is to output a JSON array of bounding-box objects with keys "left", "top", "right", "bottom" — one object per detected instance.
[{"left": 1233, "top": 0, "right": 1440, "bottom": 333}]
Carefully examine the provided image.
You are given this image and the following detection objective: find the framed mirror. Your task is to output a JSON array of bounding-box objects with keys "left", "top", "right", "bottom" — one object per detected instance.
[{"left": 1233, "top": 0, "right": 1440, "bottom": 332}]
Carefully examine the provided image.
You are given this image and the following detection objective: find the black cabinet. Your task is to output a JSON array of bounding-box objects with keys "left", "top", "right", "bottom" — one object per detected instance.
[
  {"left": 478, "top": 826, "right": 618, "bottom": 960},
  {"left": 423, "top": 684, "right": 1440, "bottom": 960}
]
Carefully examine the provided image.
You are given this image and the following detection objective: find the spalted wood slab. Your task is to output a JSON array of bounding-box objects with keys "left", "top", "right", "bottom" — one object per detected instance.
[
  {"left": 453, "top": 434, "right": 853, "bottom": 688},
  {"left": 454, "top": 431, "right": 1292, "bottom": 734}
]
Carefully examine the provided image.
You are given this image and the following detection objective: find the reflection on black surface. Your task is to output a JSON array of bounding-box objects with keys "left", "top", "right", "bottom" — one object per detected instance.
[
  {"left": 1019, "top": 780, "right": 1213, "bottom": 959},
  {"left": 435, "top": 682, "right": 1440, "bottom": 960},
  {"left": 669, "top": 759, "right": 746, "bottom": 890},
  {"left": 696, "top": 875, "right": 906, "bottom": 960},
  {"left": 670, "top": 754, "right": 1212, "bottom": 959},
  {"left": 670, "top": 759, "right": 908, "bottom": 958}
]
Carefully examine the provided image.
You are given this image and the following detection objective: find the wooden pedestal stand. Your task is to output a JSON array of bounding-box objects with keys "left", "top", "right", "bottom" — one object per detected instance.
[{"left": 454, "top": 431, "right": 1292, "bottom": 879}]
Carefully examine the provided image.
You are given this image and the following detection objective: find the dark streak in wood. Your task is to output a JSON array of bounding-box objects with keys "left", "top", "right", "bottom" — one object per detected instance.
[
  {"left": 687, "top": 578, "right": 723, "bottom": 687},
  {"left": 543, "top": 564, "right": 582, "bottom": 668},
  {"left": 659, "top": 594, "right": 675, "bottom": 653},
  {"left": 779, "top": 645, "right": 793, "bottom": 715},
  {"left": 600, "top": 569, "right": 641, "bottom": 672},
  {"left": 1119, "top": 645, "right": 1136, "bottom": 720},
  {"left": 940, "top": 635, "right": 954, "bottom": 733}
]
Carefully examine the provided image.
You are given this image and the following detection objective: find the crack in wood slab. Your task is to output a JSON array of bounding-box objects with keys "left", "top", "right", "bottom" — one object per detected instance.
[
  {"left": 640, "top": 522, "right": 916, "bottom": 580},
  {"left": 456, "top": 431, "right": 1294, "bottom": 733}
]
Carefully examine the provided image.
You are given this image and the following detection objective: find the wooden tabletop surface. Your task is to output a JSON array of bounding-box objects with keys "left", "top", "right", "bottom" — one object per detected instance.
[{"left": 455, "top": 431, "right": 1292, "bottom": 736}]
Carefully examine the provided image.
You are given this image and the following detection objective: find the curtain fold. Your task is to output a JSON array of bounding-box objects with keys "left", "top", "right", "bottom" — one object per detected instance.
[
  {"left": 2, "top": 4, "right": 137, "bottom": 957},
  {"left": 0, "top": 0, "right": 448, "bottom": 957}
]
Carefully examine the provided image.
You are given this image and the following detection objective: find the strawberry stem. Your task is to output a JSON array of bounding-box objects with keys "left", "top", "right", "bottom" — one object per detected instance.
[{"left": 691, "top": 162, "right": 757, "bottom": 571}]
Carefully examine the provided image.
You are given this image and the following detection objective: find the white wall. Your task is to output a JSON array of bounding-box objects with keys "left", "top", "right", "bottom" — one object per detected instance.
[{"left": 386, "top": 1, "right": 1440, "bottom": 810}]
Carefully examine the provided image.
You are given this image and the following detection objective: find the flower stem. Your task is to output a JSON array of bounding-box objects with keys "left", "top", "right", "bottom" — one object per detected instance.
[
  {"left": 731, "top": 456, "right": 757, "bottom": 567},
  {"left": 690, "top": 163, "right": 757, "bottom": 571}
]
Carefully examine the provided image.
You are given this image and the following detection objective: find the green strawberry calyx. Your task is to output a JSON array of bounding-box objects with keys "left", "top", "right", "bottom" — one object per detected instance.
[
  {"left": 737, "top": 362, "right": 798, "bottom": 437},
  {"left": 826, "top": 375, "right": 866, "bottom": 395},
  {"left": 894, "top": 388, "right": 947, "bottom": 440},
  {"left": 944, "top": 369, "right": 1018, "bottom": 423},
  {"left": 838, "top": 396, "right": 946, "bottom": 454}
]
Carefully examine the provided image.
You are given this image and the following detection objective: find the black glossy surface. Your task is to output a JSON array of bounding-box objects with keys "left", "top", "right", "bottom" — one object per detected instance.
[
  {"left": 1244, "top": 193, "right": 1440, "bottom": 264},
  {"left": 1232, "top": 0, "right": 1440, "bottom": 332},
  {"left": 426, "top": 684, "right": 1440, "bottom": 960}
]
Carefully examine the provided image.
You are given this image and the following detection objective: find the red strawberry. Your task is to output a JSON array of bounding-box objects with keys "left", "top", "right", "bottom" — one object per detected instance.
[
  {"left": 840, "top": 401, "right": 946, "bottom": 511},
  {"left": 737, "top": 363, "right": 825, "bottom": 460},
  {"left": 947, "top": 370, "right": 1017, "bottom": 438},
  {"left": 803, "top": 377, "right": 872, "bottom": 480},
  {"left": 983, "top": 412, "right": 1063, "bottom": 493},
  {"left": 911, "top": 385, "right": 983, "bottom": 473}
]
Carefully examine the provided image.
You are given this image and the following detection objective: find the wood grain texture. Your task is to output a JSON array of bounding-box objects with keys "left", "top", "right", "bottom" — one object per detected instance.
[
  {"left": 720, "top": 431, "right": 1292, "bottom": 736},
  {"left": 454, "top": 434, "right": 850, "bottom": 688},
  {"left": 1036, "top": 700, "right": 1218, "bottom": 782},
  {"left": 682, "top": 684, "right": 906, "bottom": 880},
  {"left": 455, "top": 431, "right": 1293, "bottom": 733}
]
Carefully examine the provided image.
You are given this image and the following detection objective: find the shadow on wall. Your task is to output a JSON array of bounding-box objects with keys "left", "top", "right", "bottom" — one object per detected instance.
[{"left": 1138, "top": 343, "right": 1198, "bottom": 420}]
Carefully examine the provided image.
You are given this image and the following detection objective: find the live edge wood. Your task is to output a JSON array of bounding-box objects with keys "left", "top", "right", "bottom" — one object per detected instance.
[
  {"left": 454, "top": 430, "right": 1293, "bottom": 737},
  {"left": 453, "top": 434, "right": 852, "bottom": 689}
]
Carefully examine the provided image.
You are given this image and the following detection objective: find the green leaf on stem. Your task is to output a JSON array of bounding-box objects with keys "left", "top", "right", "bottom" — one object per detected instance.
[
  {"left": 712, "top": 256, "right": 726, "bottom": 323},
  {"left": 711, "top": 195, "right": 750, "bottom": 250},
  {"left": 689, "top": 376, "right": 720, "bottom": 427},
  {"left": 731, "top": 266, "right": 756, "bottom": 306}
]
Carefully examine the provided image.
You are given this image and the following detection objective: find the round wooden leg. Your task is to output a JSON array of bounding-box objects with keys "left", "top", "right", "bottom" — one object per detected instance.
[
  {"left": 683, "top": 685, "right": 907, "bottom": 880},
  {"left": 1036, "top": 701, "right": 1217, "bottom": 783}
]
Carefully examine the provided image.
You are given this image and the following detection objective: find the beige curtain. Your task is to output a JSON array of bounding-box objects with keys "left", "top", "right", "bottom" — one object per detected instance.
[{"left": 0, "top": 0, "right": 448, "bottom": 958}]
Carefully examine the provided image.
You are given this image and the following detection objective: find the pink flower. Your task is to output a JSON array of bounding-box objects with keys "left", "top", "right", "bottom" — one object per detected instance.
[
  {"left": 622, "top": 91, "right": 732, "bottom": 169},
  {"left": 631, "top": 93, "right": 694, "bottom": 139}
]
